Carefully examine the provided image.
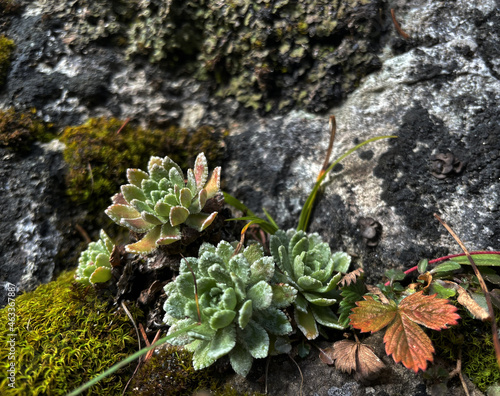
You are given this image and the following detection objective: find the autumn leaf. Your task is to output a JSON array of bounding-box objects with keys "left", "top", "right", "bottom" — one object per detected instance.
[
  {"left": 349, "top": 291, "right": 460, "bottom": 372},
  {"left": 339, "top": 268, "right": 365, "bottom": 287}
]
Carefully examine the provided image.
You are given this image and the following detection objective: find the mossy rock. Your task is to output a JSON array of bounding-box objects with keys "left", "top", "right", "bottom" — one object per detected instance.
[
  {"left": 60, "top": 117, "right": 225, "bottom": 212},
  {"left": 0, "top": 35, "right": 14, "bottom": 87},
  {"left": 0, "top": 108, "right": 54, "bottom": 152},
  {"left": 0, "top": 271, "right": 141, "bottom": 395}
]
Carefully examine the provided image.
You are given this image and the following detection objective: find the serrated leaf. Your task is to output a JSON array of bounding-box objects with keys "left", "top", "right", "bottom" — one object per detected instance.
[
  {"left": 243, "top": 243, "right": 263, "bottom": 265},
  {"left": 247, "top": 280, "right": 272, "bottom": 310},
  {"left": 249, "top": 256, "right": 275, "bottom": 284},
  {"left": 254, "top": 308, "right": 292, "bottom": 335},
  {"left": 338, "top": 280, "right": 366, "bottom": 328},
  {"left": 207, "top": 325, "right": 236, "bottom": 360},
  {"left": 229, "top": 344, "right": 253, "bottom": 377},
  {"left": 271, "top": 284, "right": 297, "bottom": 308},
  {"left": 350, "top": 291, "right": 460, "bottom": 372},
  {"left": 238, "top": 320, "right": 269, "bottom": 359},
  {"left": 339, "top": 268, "right": 364, "bottom": 287}
]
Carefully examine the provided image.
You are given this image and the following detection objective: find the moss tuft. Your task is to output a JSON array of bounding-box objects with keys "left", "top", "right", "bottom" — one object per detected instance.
[
  {"left": 430, "top": 308, "right": 500, "bottom": 392},
  {"left": 0, "top": 35, "right": 14, "bottom": 87},
  {"left": 0, "top": 271, "right": 142, "bottom": 395},
  {"left": 60, "top": 117, "right": 225, "bottom": 212},
  {"left": 129, "top": 345, "right": 265, "bottom": 395},
  {"left": 0, "top": 108, "right": 54, "bottom": 152}
]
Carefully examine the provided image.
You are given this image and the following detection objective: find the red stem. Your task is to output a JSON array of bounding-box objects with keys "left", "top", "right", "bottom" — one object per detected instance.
[{"left": 384, "top": 251, "right": 500, "bottom": 286}]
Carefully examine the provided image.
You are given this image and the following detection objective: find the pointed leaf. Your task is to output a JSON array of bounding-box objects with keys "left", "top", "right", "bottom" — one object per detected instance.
[
  {"left": 169, "top": 206, "right": 190, "bottom": 227},
  {"left": 294, "top": 307, "right": 319, "bottom": 340},
  {"left": 125, "top": 225, "right": 161, "bottom": 253},
  {"left": 185, "top": 212, "right": 217, "bottom": 231},
  {"left": 194, "top": 152, "right": 208, "bottom": 191},
  {"left": 205, "top": 166, "right": 221, "bottom": 198}
]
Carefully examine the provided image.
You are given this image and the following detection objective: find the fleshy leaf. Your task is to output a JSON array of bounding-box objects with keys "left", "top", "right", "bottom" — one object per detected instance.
[
  {"left": 169, "top": 206, "right": 190, "bottom": 227},
  {"left": 238, "top": 320, "right": 269, "bottom": 359},
  {"left": 207, "top": 325, "right": 236, "bottom": 360},
  {"left": 89, "top": 267, "right": 112, "bottom": 284},
  {"left": 185, "top": 212, "right": 218, "bottom": 231},
  {"left": 125, "top": 225, "right": 161, "bottom": 253},
  {"left": 271, "top": 284, "right": 297, "bottom": 309},
  {"left": 194, "top": 152, "right": 208, "bottom": 191},
  {"left": 295, "top": 307, "right": 319, "bottom": 340},
  {"left": 310, "top": 305, "right": 344, "bottom": 329},
  {"left": 249, "top": 256, "right": 275, "bottom": 284},
  {"left": 209, "top": 310, "right": 237, "bottom": 329},
  {"left": 127, "top": 168, "right": 149, "bottom": 187},
  {"left": 105, "top": 204, "right": 140, "bottom": 222},
  {"left": 350, "top": 291, "right": 460, "bottom": 372},
  {"left": 254, "top": 308, "right": 292, "bottom": 335},
  {"left": 238, "top": 299, "right": 253, "bottom": 329},
  {"left": 121, "top": 184, "right": 147, "bottom": 203},
  {"left": 179, "top": 187, "right": 193, "bottom": 208},
  {"left": 205, "top": 166, "right": 221, "bottom": 198}
]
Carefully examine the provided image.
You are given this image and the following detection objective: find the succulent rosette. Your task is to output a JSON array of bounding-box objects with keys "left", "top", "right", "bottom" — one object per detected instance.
[
  {"left": 75, "top": 230, "right": 115, "bottom": 285},
  {"left": 105, "top": 152, "right": 220, "bottom": 253},
  {"left": 270, "top": 229, "right": 351, "bottom": 339},
  {"left": 163, "top": 241, "right": 296, "bottom": 376}
]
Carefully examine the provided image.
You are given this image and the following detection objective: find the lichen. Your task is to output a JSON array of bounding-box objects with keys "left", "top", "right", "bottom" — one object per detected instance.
[
  {"left": 0, "top": 35, "right": 14, "bottom": 88},
  {"left": 0, "top": 108, "right": 53, "bottom": 152},
  {"left": 60, "top": 117, "right": 225, "bottom": 212},
  {"left": 0, "top": 271, "right": 141, "bottom": 395},
  {"left": 39, "top": 0, "right": 382, "bottom": 113}
]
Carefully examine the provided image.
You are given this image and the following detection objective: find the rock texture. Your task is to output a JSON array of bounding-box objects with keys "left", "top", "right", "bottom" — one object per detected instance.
[{"left": 0, "top": 0, "right": 498, "bottom": 394}]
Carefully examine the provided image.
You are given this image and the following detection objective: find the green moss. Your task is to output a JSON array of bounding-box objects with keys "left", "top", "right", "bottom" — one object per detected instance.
[
  {"left": 0, "top": 271, "right": 141, "bottom": 395},
  {"left": 430, "top": 309, "right": 500, "bottom": 392},
  {"left": 60, "top": 117, "right": 225, "bottom": 212},
  {"left": 0, "top": 35, "right": 14, "bottom": 88},
  {"left": 0, "top": 108, "right": 54, "bottom": 152},
  {"left": 129, "top": 345, "right": 265, "bottom": 395}
]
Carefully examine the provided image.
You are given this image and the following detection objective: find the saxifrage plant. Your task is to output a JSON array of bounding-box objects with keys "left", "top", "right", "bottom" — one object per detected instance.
[
  {"left": 270, "top": 229, "right": 350, "bottom": 339},
  {"left": 75, "top": 230, "right": 115, "bottom": 285},
  {"left": 106, "top": 152, "right": 220, "bottom": 253},
  {"left": 163, "top": 241, "right": 296, "bottom": 376}
]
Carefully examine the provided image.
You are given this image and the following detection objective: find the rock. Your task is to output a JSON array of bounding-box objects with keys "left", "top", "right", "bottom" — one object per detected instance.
[{"left": 0, "top": 140, "right": 83, "bottom": 306}]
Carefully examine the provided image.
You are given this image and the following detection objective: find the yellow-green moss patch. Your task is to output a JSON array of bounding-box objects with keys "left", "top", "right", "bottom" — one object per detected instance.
[
  {"left": 0, "top": 35, "right": 14, "bottom": 87},
  {"left": 0, "top": 271, "right": 141, "bottom": 395},
  {"left": 60, "top": 117, "right": 225, "bottom": 211}
]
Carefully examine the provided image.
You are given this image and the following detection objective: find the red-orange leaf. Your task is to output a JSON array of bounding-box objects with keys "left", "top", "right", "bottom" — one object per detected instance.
[{"left": 350, "top": 291, "right": 460, "bottom": 372}]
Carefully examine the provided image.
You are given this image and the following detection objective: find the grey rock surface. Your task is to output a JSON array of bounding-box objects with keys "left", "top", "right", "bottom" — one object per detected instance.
[
  {"left": 0, "top": 140, "right": 82, "bottom": 306},
  {"left": 0, "top": 0, "right": 497, "bottom": 394}
]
